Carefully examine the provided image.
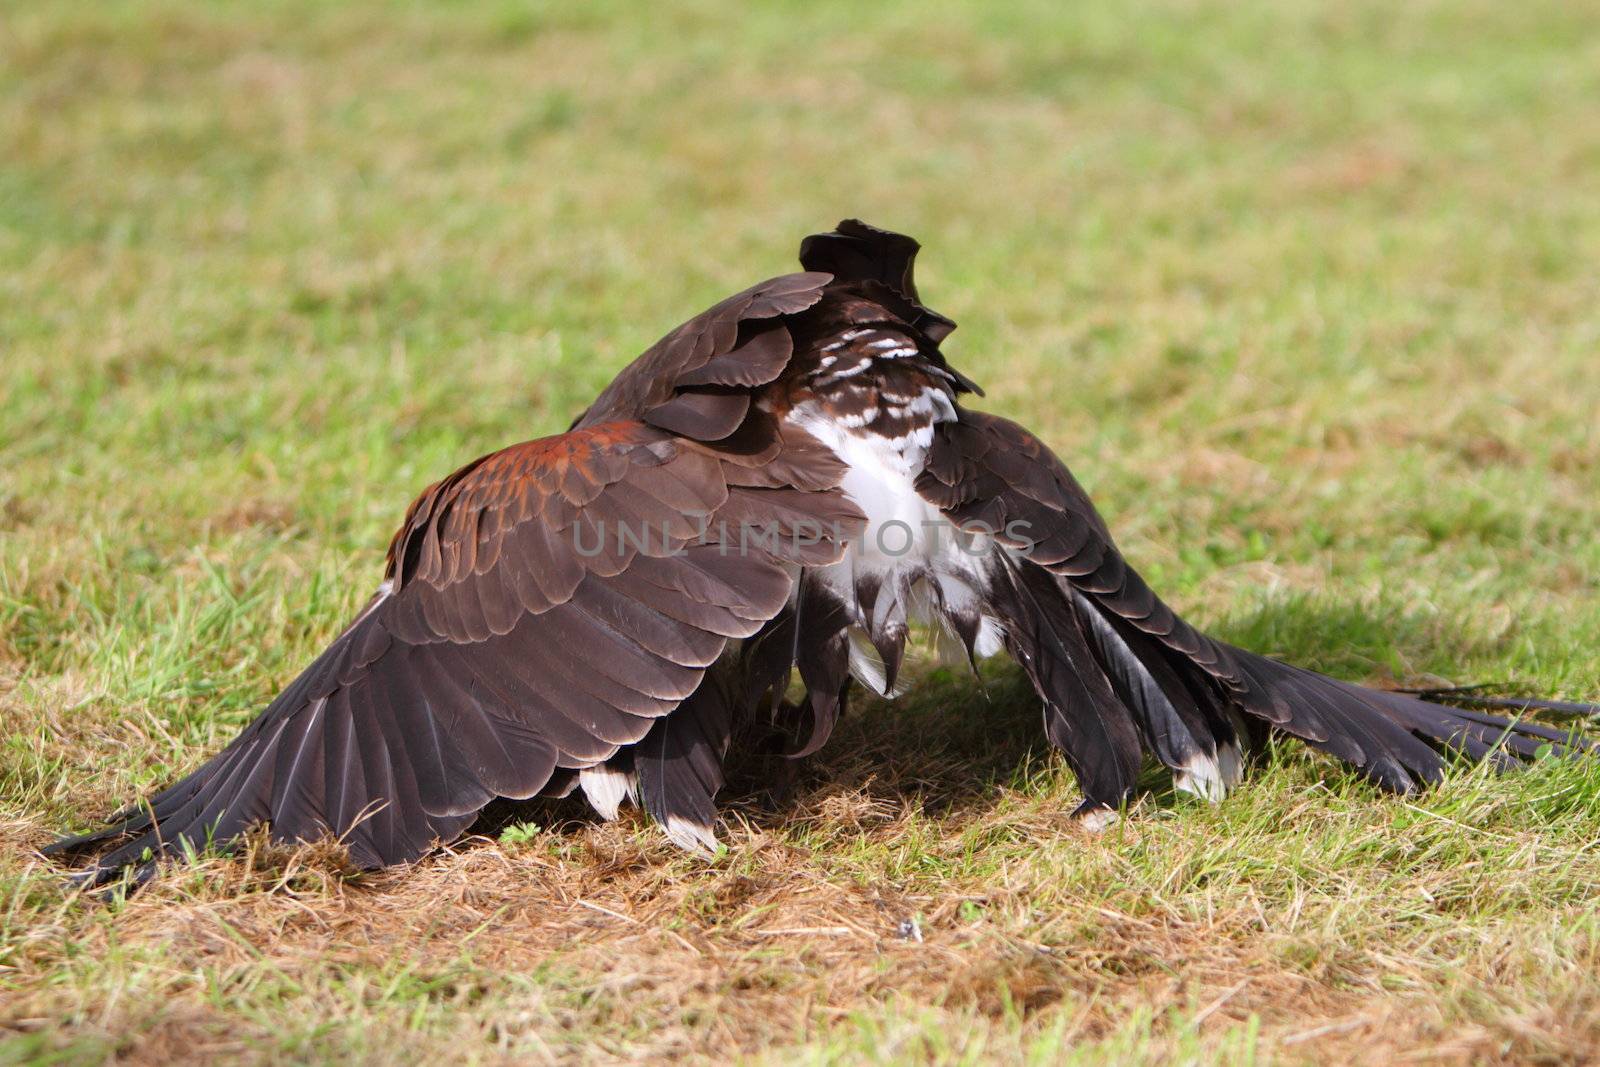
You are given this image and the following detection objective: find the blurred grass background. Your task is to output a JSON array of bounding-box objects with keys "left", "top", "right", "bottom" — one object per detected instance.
[{"left": 2, "top": 1, "right": 1599, "bottom": 1063}]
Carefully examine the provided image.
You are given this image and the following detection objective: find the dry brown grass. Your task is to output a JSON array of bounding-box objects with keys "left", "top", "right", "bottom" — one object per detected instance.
[{"left": 8, "top": 681, "right": 1600, "bottom": 1064}]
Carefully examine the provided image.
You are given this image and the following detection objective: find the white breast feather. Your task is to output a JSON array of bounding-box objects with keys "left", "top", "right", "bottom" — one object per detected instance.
[{"left": 785, "top": 396, "right": 1005, "bottom": 690}]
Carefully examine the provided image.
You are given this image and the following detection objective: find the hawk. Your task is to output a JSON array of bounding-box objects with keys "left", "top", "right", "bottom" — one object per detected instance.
[{"left": 50, "top": 220, "right": 1590, "bottom": 886}]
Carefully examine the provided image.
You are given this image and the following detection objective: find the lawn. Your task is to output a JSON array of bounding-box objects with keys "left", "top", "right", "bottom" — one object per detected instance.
[{"left": 3, "top": 0, "right": 1600, "bottom": 1062}]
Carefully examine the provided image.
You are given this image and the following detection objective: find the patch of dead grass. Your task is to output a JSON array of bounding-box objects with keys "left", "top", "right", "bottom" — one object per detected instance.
[{"left": 8, "top": 709, "right": 1600, "bottom": 1064}]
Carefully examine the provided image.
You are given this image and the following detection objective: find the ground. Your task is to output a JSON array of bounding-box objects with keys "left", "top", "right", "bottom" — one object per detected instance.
[{"left": 3, "top": 1, "right": 1600, "bottom": 1063}]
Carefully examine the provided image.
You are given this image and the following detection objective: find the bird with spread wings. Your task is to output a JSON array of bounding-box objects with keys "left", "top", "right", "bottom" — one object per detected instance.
[{"left": 49, "top": 220, "right": 1592, "bottom": 887}]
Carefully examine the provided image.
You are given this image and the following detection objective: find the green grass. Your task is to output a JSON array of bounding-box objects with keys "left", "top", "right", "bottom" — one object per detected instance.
[{"left": 3, "top": 0, "right": 1600, "bottom": 1062}]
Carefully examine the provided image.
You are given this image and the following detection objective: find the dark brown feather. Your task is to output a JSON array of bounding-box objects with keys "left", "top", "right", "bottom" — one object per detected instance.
[
  {"left": 55, "top": 413, "right": 862, "bottom": 884},
  {"left": 917, "top": 410, "right": 1591, "bottom": 795}
]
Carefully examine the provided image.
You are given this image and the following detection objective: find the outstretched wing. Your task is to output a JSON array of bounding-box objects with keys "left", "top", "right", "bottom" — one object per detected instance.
[
  {"left": 52, "top": 419, "right": 861, "bottom": 884},
  {"left": 918, "top": 410, "right": 1586, "bottom": 805},
  {"left": 51, "top": 258, "right": 877, "bottom": 885}
]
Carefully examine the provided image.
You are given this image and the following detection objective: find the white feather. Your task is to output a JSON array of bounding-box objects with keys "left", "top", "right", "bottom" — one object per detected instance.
[
  {"left": 785, "top": 399, "right": 1005, "bottom": 662},
  {"left": 660, "top": 814, "right": 718, "bottom": 855},
  {"left": 579, "top": 764, "right": 635, "bottom": 821}
]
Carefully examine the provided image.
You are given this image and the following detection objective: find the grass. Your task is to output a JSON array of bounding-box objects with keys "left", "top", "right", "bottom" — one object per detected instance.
[{"left": 3, "top": 0, "right": 1599, "bottom": 1062}]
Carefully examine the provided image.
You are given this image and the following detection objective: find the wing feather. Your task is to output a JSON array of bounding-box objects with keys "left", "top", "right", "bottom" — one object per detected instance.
[
  {"left": 919, "top": 410, "right": 1591, "bottom": 795},
  {"left": 55, "top": 416, "right": 862, "bottom": 883}
]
